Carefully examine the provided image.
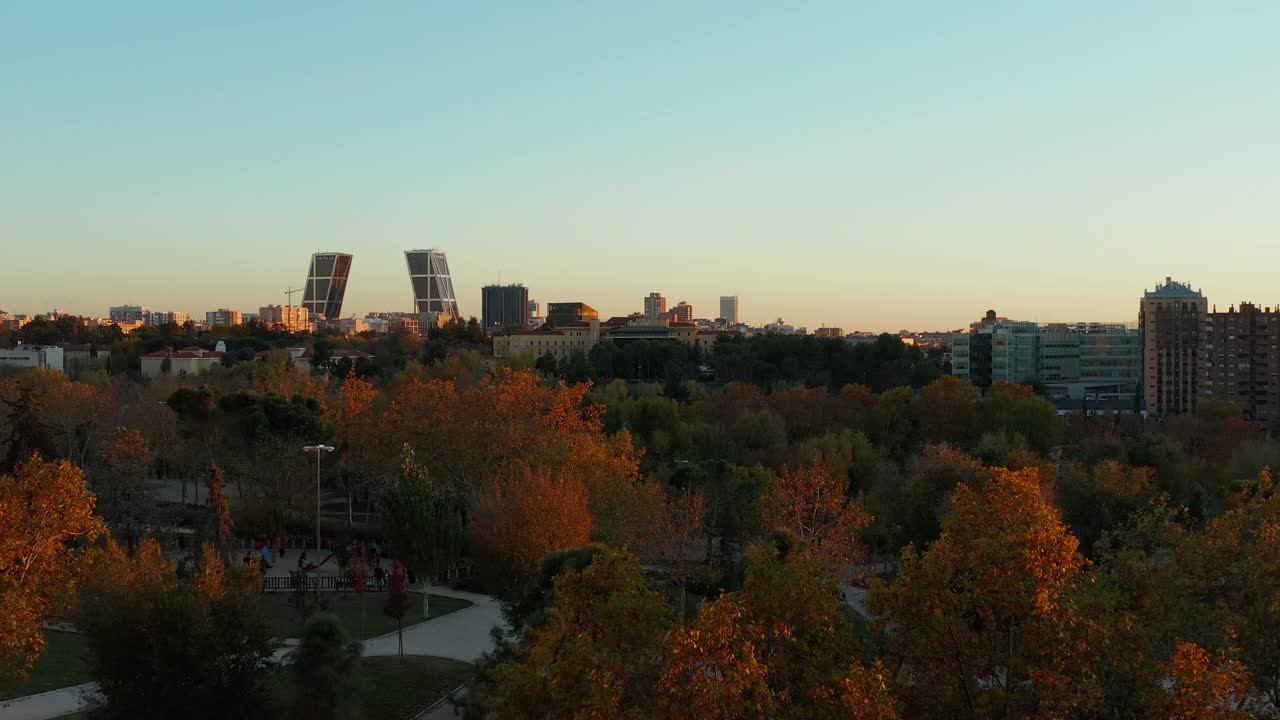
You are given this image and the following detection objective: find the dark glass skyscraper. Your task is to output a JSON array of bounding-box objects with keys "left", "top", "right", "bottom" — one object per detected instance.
[
  {"left": 482, "top": 284, "right": 530, "bottom": 331},
  {"left": 405, "top": 249, "right": 460, "bottom": 321},
  {"left": 303, "top": 252, "right": 353, "bottom": 320}
]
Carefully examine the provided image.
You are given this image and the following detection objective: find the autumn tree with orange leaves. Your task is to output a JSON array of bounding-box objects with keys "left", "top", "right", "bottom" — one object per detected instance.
[
  {"left": 759, "top": 464, "right": 872, "bottom": 580},
  {"left": 1159, "top": 641, "right": 1253, "bottom": 720},
  {"left": 468, "top": 462, "right": 594, "bottom": 587},
  {"left": 0, "top": 454, "right": 106, "bottom": 678},
  {"left": 381, "top": 370, "right": 653, "bottom": 552},
  {"left": 867, "top": 466, "right": 1101, "bottom": 719},
  {"left": 659, "top": 530, "right": 897, "bottom": 720},
  {"left": 482, "top": 547, "right": 673, "bottom": 719}
]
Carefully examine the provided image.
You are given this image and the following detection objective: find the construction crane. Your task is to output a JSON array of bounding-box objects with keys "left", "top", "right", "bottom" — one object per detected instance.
[{"left": 284, "top": 286, "right": 304, "bottom": 307}]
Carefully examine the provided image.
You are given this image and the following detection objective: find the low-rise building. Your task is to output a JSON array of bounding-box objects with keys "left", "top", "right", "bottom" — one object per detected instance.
[
  {"left": 814, "top": 327, "right": 845, "bottom": 339},
  {"left": 140, "top": 346, "right": 225, "bottom": 378},
  {"left": 294, "top": 348, "right": 374, "bottom": 374},
  {"left": 493, "top": 317, "right": 719, "bottom": 362},
  {"left": 0, "top": 345, "right": 64, "bottom": 372}
]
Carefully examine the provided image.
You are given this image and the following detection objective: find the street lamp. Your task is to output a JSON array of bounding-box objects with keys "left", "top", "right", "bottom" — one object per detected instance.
[{"left": 302, "top": 445, "right": 335, "bottom": 554}]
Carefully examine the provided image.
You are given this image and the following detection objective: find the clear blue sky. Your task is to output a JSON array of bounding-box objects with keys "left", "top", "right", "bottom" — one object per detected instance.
[{"left": 2, "top": 2, "right": 1277, "bottom": 331}]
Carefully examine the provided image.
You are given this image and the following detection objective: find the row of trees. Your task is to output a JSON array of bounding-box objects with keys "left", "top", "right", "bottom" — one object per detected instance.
[{"left": 469, "top": 464, "right": 1280, "bottom": 719}]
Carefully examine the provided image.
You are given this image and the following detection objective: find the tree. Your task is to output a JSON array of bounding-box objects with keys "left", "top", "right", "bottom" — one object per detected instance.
[
  {"left": 482, "top": 547, "right": 673, "bottom": 719},
  {"left": 657, "top": 484, "right": 707, "bottom": 619},
  {"left": 659, "top": 531, "right": 897, "bottom": 720},
  {"left": 206, "top": 464, "right": 234, "bottom": 555},
  {"left": 467, "top": 462, "right": 594, "bottom": 592},
  {"left": 759, "top": 464, "right": 872, "bottom": 580},
  {"left": 331, "top": 369, "right": 383, "bottom": 527},
  {"left": 867, "top": 467, "right": 1100, "bottom": 719},
  {"left": 1159, "top": 641, "right": 1252, "bottom": 720},
  {"left": 383, "top": 563, "right": 410, "bottom": 658},
  {"left": 289, "top": 612, "right": 363, "bottom": 720},
  {"left": 348, "top": 561, "right": 370, "bottom": 639},
  {"left": 916, "top": 375, "right": 979, "bottom": 446},
  {"left": 0, "top": 454, "right": 106, "bottom": 678},
  {"left": 379, "top": 445, "right": 465, "bottom": 616},
  {"left": 93, "top": 426, "right": 153, "bottom": 550},
  {"left": 78, "top": 541, "right": 278, "bottom": 719}
]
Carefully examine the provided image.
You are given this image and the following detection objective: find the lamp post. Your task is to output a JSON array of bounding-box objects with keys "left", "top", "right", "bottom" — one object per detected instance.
[{"left": 302, "top": 445, "right": 335, "bottom": 553}]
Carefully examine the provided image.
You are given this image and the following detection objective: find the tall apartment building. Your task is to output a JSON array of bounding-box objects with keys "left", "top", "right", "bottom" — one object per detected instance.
[
  {"left": 205, "top": 309, "right": 244, "bottom": 327},
  {"left": 547, "top": 302, "right": 598, "bottom": 327},
  {"left": 302, "top": 252, "right": 353, "bottom": 321},
  {"left": 481, "top": 284, "right": 530, "bottom": 331},
  {"left": 668, "top": 301, "right": 693, "bottom": 324},
  {"left": 259, "top": 304, "right": 310, "bottom": 333},
  {"left": 720, "top": 296, "right": 739, "bottom": 324},
  {"left": 951, "top": 310, "right": 1140, "bottom": 405},
  {"left": 815, "top": 327, "right": 846, "bottom": 339},
  {"left": 405, "top": 249, "right": 460, "bottom": 321},
  {"left": 1205, "top": 302, "right": 1280, "bottom": 429},
  {"left": 109, "top": 305, "right": 150, "bottom": 323},
  {"left": 147, "top": 311, "right": 191, "bottom": 327},
  {"left": 644, "top": 292, "right": 667, "bottom": 323},
  {"left": 1140, "top": 277, "right": 1207, "bottom": 415}
]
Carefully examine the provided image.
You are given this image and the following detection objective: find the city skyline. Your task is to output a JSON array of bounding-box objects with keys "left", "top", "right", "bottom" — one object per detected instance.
[{"left": 2, "top": 4, "right": 1278, "bottom": 330}]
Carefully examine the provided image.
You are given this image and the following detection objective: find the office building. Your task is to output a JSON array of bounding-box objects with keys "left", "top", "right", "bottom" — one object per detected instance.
[
  {"left": 951, "top": 310, "right": 1141, "bottom": 407},
  {"left": 1206, "top": 302, "right": 1280, "bottom": 429},
  {"left": 668, "top": 301, "right": 693, "bottom": 324},
  {"left": 205, "top": 309, "right": 244, "bottom": 327},
  {"left": 259, "top": 304, "right": 311, "bottom": 333},
  {"left": 405, "top": 249, "right": 460, "bottom": 321},
  {"left": 720, "top": 296, "right": 739, "bottom": 324},
  {"left": 1140, "top": 277, "right": 1207, "bottom": 415},
  {"left": 302, "top": 252, "right": 353, "bottom": 320},
  {"left": 547, "top": 302, "right": 598, "bottom": 327},
  {"left": 482, "top": 284, "right": 531, "bottom": 331},
  {"left": 644, "top": 292, "right": 667, "bottom": 323},
  {"left": 528, "top": 300, "right": 543, "bottom": 328}
]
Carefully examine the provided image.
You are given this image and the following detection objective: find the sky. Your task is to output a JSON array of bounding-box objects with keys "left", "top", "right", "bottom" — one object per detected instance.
[{"left": 1, "top": 2, "right": 1277, "bottom": 332}]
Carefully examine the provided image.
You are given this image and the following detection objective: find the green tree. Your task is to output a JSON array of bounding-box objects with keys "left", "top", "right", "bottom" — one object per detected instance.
[
  {"left": 289, "top": 612, "right": 363, "bottom": 720},
  {"left": 379, "top": 445, "right": 465, "bottom": 617},
  {"left": 78, "top": 542, "right": 278, "bottom": 719}
]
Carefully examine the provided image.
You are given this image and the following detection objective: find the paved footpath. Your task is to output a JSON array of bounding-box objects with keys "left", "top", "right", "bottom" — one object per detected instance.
[{"left": 0, "top": 587, "right": 506, "bottom": 720}]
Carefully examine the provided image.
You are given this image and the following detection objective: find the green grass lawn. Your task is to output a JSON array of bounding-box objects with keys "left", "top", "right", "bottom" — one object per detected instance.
[
  {"left": 0, "top": 630, "right": 91, "bottom": 701},
  {"left": 359, "top": 655, "right": 472, "bottom": 720},
  {"left": 261, "top": 591, "right": 473, "bottom": 640}
]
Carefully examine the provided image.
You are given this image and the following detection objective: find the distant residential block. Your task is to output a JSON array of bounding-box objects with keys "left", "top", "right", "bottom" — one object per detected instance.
[
  {"left": 1205, "top": 301, "right": 1280, "bottom": 429},
  {"left": 1140, "top": 277, "right": 1207, "bottom": 415}
]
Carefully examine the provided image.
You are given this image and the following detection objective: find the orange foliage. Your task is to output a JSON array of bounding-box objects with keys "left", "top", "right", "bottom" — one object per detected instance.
[
  {"left": 383, "top": 370, "right": 645, "bottom": 549},
  {"left": 760, "top": 464, "right": 871, "bottom": 579},
  {"left": 1162, "top": 642, "right": 1252, "bottom": 720},
  {"left": 869, "top": 467, "right": 1099, "bottom": 718},
  {"left": 468, "top": 463, "right": 594, "bottom": 574},
  {"left": 0, "top": 454, "right": 106, "bottom": 677}
]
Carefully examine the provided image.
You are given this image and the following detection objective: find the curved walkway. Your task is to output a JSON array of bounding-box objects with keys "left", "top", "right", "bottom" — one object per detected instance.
[{"left": 0, "top": 586, "right": 506, "bottom": 720}]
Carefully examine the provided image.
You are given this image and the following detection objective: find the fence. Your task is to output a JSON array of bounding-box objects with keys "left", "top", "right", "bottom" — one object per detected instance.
[{"left": 262, "top": 573, "right": 354, "bottom": 593}]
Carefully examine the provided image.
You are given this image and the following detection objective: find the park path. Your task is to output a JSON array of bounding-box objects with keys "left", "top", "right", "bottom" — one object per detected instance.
[{"left": 0, "top": 586, "right": 506, "bottom": 720}]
